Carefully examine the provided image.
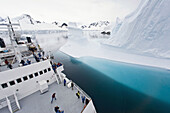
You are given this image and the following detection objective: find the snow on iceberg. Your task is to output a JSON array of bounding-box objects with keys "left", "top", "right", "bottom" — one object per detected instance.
[{"left": 105, "top": 0, "right": 170, "bottom": 58}]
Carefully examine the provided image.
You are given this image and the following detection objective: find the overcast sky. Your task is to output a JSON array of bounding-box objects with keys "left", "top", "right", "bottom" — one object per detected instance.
[{"left": 0, "top": 0, "right": 141, "bottom": 23}]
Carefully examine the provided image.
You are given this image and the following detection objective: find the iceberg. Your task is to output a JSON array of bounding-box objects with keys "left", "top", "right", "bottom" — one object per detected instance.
[
  {"left": 104, "top": 0, "right": 170, "bottom": 59},
  {"left": 60, "top": 0, "right": 170, "bottom": 70}
]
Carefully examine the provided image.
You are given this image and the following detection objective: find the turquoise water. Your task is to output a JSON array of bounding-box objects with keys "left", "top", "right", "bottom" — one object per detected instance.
[
  {"left": 54, "top": 51, "right": 170, "bottom": 113},
  {"left": 80, "top": 57, "right": 170, "bottom": 104}
]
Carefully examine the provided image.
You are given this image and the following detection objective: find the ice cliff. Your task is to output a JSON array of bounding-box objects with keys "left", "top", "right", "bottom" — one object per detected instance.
[{"left": 105, "top": 0, "right": 170, "bottom": 58}]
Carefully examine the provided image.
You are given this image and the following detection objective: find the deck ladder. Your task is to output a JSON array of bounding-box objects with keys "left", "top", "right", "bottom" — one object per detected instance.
[
  {"left": 57, "top": 74, "right": 62, "bottom": 84},
  {"left": 6, "top": 93, "right": 20, "bottom": 113},
  {"left": 54, "top": 72, "right": 62, "bottom": 84}
]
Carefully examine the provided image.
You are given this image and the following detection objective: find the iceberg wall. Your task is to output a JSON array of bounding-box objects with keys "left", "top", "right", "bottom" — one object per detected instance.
[{"left": 105, "top": 0, "right": 170, "bottom": 58}]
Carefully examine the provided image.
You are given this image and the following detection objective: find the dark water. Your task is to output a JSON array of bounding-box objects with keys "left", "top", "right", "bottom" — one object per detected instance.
[{"left": 53, "top": 51, "right": 170, "bottom": 113}]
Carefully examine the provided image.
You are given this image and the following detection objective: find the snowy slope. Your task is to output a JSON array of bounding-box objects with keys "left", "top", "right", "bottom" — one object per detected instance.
[
  {"left": 105, "top": 0, "right": 170, "bottom": 58},
  {"left": 111, "top": 17, "right": 122, "bottom": 34}
]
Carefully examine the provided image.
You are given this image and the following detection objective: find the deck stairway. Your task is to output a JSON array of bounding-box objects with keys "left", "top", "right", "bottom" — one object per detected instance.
[
  {"left": 56, "top": 74, "right": 62, "bottom": 84},
  {"left": 6, "top": 93, "right": 20, "bottom": 113},
  {"left": 55, "top": 66, "right": 64, "bottom": 84}
]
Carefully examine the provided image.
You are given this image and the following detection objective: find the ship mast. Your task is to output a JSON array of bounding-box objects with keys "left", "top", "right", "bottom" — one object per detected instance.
[{"left": 7, "top": 17, "right": 22, "bottom": 63}]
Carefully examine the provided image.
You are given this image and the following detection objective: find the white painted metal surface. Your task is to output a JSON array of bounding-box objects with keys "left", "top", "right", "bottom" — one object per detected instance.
[{"left": 39, "top": 80, "right": 48, "bottom": 93}]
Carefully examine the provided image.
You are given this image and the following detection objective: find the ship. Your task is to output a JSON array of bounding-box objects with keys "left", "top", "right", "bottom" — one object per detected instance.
[{"left": 0, "top": 17, "right": 97, "bottom": 113}]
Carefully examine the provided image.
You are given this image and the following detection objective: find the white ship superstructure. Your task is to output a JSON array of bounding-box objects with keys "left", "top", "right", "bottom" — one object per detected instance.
[{"left": 0, "top": 18, "right": 97, "bottom": 113}]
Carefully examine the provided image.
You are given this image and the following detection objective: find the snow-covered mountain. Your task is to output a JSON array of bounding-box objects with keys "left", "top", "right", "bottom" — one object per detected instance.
[
  {"left": 81, "top": 21, "right": 110, "bottom": 30},
  {"left": 0, "top": 14, "right": 37, "bottom": 24},
  {"left": 11, "top": 14, "right": 37, "bottom": 24},
  {"left": 105, "top": 0, "right": 170, "bottom": 58},
  {"left": 0, "top": 14, "right": 67, "bottom": 31},
  {"left": 0, "top": 17, "right": 4, "bottom": 22}
]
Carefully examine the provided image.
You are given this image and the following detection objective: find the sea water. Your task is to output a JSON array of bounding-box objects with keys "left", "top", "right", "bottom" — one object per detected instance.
[{"left": 53, "top": 51, "right": 170, "bottom": 113}]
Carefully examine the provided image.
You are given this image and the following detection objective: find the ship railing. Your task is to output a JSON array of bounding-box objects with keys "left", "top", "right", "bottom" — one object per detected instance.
[
  {"left": 14, "top": 93, "right": 20, "bottom": 110},
  {"left": 73, "top": 82, "right": 91, "bottom": 100},
  {"left": 0, "top": 97, "right": 6, "bottom": 109},
  {"left": 6, "top": 96, "right": 12, "bottom": 113},
  {"left": 72, "top": 82, "right": 97, "bottom": 113}
]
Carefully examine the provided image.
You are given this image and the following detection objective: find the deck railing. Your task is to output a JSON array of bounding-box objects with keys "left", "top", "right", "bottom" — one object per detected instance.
[{"left": 73, "top": 82, "right": 91, "bottom": 100}]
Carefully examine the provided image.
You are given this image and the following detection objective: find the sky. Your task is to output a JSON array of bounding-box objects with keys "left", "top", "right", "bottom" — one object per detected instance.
[{"left": 0, "top": 0, "right": 141, "bottom": 23}]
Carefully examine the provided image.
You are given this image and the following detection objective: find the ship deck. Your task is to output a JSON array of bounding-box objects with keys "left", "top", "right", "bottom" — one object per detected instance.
[
  {"left": 0, "top": 82, "right": 85, "bottom": 113},
  {"left": 0, "top": 53, "right": 43, "bottom": 72}
]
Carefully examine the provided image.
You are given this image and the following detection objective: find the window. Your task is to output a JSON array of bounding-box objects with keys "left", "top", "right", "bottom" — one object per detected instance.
[
  {"left": 29, "top": 74, "right": 33, "bottom": 79},
  {"left": 16, "top": 78, "right": 22, "bottom": 83},
  {"left": 48, "top": 68, "right": 51, "bottom": 71},
  {"left": 1, "top": 83, "right": 8, "bottom": 88},
  {"left": 23, "top": 76, "right": 28, "bottom": 81},
  {"left": 34, "top": 72, "right": 38, "bottom": 77},
  {"left": 44, "top": 69, "right": 47, "bottom": 73},
  {"left": 39, "top": 71, "right": 43, "bottom": 75},
  {"left": 9, "top": 81, "right": 15, "bottom": 86}
]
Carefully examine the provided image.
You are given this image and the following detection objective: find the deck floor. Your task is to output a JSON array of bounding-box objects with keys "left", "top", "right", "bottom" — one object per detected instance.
[{"left": 0, "top": 83, "right": 85, "bottom": 113}]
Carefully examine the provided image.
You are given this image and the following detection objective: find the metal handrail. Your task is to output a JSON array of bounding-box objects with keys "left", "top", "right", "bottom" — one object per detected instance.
[
  {"left": 73, "top": 82, "right": 91, "bottom": 100},
  {"left": 6, "top": 96, "right": 13, "bottom": 113},
  {"left": 14, "top": 93, "right": 20, "bottom": 110}
]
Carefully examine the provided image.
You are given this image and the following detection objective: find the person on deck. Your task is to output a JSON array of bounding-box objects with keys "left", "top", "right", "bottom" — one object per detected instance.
[
  {"left": 26, "top": 59, "right": 31, "bottom": 65},
  {"left": 52, "top": 63, "right": 57, "bottom": 73},
  {"left": 33, "top": 53, "right": 40, "bottom": 62},
  {"left": 81, "top": 95, "right": 85, "bottom": 104},
  {"left": 42, "top": 51, "right": 45, "bottom": 57},
  {"left": 51, "top": 93, "right": 57, "bottom": 103},
  {"left": 20, "top": 60, "right": 25, "bottom": 66},
  {"left": 54, "top": 106, "right": 64, "bottom": 113},
  {"left": 54, "top": 106, "right": 59, "bottom": 112},
  {"left": 38, "top": 52, "right": 42, "bottom": 59},
  {"left": 76, "top": 91, "right": 80, "bottom": 99},
  {"left": 71, "top": 82, "right": 74, "bottom": 90},
  {"left": 7, "top": 63, "right": 13, "bottom": 69},
  {"left": 57, "top": 62, "right": 62, "bottom": 67},
  {"left": 5, "top": 59, "right": 13, "bottom": 69},
  {"left": 64, "top": 79, "right": 66, "bottom": 86},
  {"left": 5, "top": 59, "right": 9, "bottom": 65},
  {"left": 85, "top": 98, "right": 89, "bottom": 105}
]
